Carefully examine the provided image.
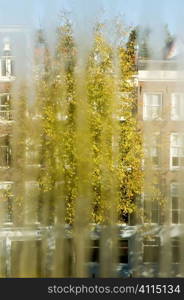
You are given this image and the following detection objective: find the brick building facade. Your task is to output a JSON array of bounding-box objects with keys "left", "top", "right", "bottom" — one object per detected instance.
[{"left": 134, "top": 57, "right": 184, "bottom": 276}]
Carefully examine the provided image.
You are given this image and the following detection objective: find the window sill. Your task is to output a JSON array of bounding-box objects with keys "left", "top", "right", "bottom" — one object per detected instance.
[
  {"left": 26, "top": 164, "right": 41, "bottom": 167},
  {"left": 143, "top": 222, "right": 160, "bottom": 225},
  {"left": 0, "top": 118, "right": 13, "bottom": 123},
  {"left": 0, "top": 76, "right": 15, "bottom": 82},
  {"left": 170, "top": 167, "right": 184, "bottom": 171},
  {"left": 143, "top": 118, "right": 163, "bottom": 121},
  {"left": 0, "top": 166, "right": 10, "bottom": 169}
]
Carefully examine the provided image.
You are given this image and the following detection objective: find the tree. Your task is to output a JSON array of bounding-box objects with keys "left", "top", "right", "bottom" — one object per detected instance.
[
  {"left": 87, "top": 25, "right": 143, "bottom": 223},
  {"left": 118, "top": 29, "right": 143, "bottom": 222},
  {"left": 35, "top": 20, "right": 143, "bottom": 225}
]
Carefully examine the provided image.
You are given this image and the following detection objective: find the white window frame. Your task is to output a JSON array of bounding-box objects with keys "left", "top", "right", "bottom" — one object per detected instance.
[
  {"left": 143, "top": 133, "right": 160, "bottom": 168},
  {"left": 171, "top": 93, "right": 184, "bottom": 120},
  {"left": 0, "top": 93, "right": 11, "bottom": 120},
  {"left": 0, "top": 181, "right": 13, "bottom": 224},
  {"left": 0, "top": 56, "right": 14, "bottom": 78},
  {"left": 25, "top": 138, "right": 41, "bottom": 167},
  {"left": 150, "top": 133, "right": 160, "bottom": 167},
  {"left": 0, "top": 181, "right": 13, "bottom": 190},
  {"left": 172, "top": 237, "right": 180, "bottom": 263},
  {"left": 170, "top": 182, "right": 180, "bottom": 224},
  {"left": 0, "top": 38, "right": 14, "bottom": 79},
  {"left": 143, "top": 236, "right": 160, "bottom": 263},
  {"left": 143, "top": 92, "right": 163, "bottom": 120},
  {"left": 25, "top": 181, "right": 40, "bottom": 224},
  {"left": 170, "top": 133, "right": 184, "bottom": 169},
  {"left": 0, "top": 135, "right": 11, "bottom": 168},
  {"left": 143, "top": 195, "right": 159, "bottom": 224},
  {"left": 1, "top": 58, "right": 11, "bottom": 76}
]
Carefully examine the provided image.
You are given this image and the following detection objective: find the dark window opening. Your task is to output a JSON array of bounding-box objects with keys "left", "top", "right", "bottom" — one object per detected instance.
[
  {"left": 172, "top": 211, "right": 179, "bottom": 224},
  {"left": 172, "top": 238, "right": 180, "bottom": 263},
  {"left": 90, "top": 239, "right": 99, "bottom": 263},
  {"left": 143, "top": 237, "right": 160, "bottom": 263},
  {"left": 119, "top": 239, "right": 128, "bottom": 263}
]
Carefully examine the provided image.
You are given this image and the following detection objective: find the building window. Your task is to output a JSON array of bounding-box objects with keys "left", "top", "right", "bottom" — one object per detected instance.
[
  {"left": 0, "top": 39, "right": 14, "bottom": 77},
  {"left": 143, "top": 236, "right": 160, "bottom": 263},
  {"left": 0, "top": 181, "right": 13, "bottom": 223},
  {"left": 0, "top": 93, "right": 11, "bottom": 120},
  {"left": 171, "top": 93, "right": 184, "bottom": 120},
  {"left": 118, "top": 239, "right": 128, "bottom": 263},
  {"left": 170, "top": 133, "right": 184, "bottom": 169},
  {"left": 25, "top": 181, "right": 40, "bottom": 224},
  {"left": 170, "top": 183, "right": 180, "bottom": 224},
  {"left": 143, "top": 93, "right": 162, "bottom": 120},
  {"left": 1, "top": 59, "right": 10, "bottom": 76},
  {"left": 26, "top": 138, "right": 41, "bottom": 166},
  {"left": 90, "top": 239, "right": 99, "bottom": 263},
  {"left": 144, "top": 197, "right": 159, "bottom": 224},
  {"left": 1, "top": 58, "right": 14, "bottom": 77},
  {"left": 150, "top": 134, "right": 160, "bottom": 166},
  {"left": 172, "top": 237, "right": 180, "bottom": 263},
  {"left": 151, "top": 199, "right": 159, "bottom": 223},
  {"left": 0, "top": 135, "right": 11, "bottom": 167}
]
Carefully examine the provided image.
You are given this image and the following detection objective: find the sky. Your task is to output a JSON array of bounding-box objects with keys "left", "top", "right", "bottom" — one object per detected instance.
[{"left": 0, "top": 0, "right": 183, "bottom": 35}]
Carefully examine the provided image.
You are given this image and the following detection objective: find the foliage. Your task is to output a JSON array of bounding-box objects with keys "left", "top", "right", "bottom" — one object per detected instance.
[{"left": 35, "top": 20, "right": 143, "bottom": 225}]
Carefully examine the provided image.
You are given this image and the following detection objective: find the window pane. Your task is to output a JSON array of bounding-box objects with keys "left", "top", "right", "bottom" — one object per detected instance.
[
  {"left": 0, "top": 95, "right": 8, "bottom": 105},
  {"left": 1, "top": 60, "right": 6, "bottom": 76},
  {"left": 144, "top": 94, "right": 151, "bottom": 105},
  {"left": 0, "top": 136, "right": 11, "bottom": 167},
  {"left": 152, "top": 107, "right": 160, "bottom": 119},
  {"left": 171, "top": 183, "right": 179, "bottom": 195},
  {"left": 0, "top": 94, "right": 11, "bottom": 120},
  {"left": 6, "top": 59, "right": 11, "bottom": 75},
  {"left": 143, "top": 246, "right": 159, "bottom": 262},
  {"left": 171, "top": 134, "right": 180, "bottom": 146},
  {"left": 173, "top": 247, "right": 180, "bottom": 263},
  {"left": 0, "top": 182, "right": 13, "bottom": 223},
  {"left": 171, "top": 94, "right": 184, "bottom": 120},
  {"left": 172, "top": 197, "right": 179, "bottom": 209},
  {"left": 143, "top": 93, "right": 162, "bottom": 120},
  {"left": 172, "top": 157, "right": 179, "bottom": 166},
  {"left": 152, "top": 156, "right": 159, "bottom": 165},
  {"left": 11, "top": 61, "right": 15, "bottom": 76},
  {"left": 171, "top": 147, "right": 179, "bottom": 156},
  {"left": 180, "top": 157, "right": 184, "bottom": 166},
  {"left": 26, "top": 138, "right": 41, "bottom": 165},
  {"left": 172, "top": 97, "right": 180, "bottom": 119},
  {"left": 143, "top": 237, "right": 160, "bottom": 263},
  {"left": 25, "top": 181, "right": 40, "bottom": 223},
  {"left": 152, "top": 94, "right": 161, "bottom": 105},
  {"left": 151, "top": 210, "right": 158, "bottom": 223},
  {"left": 119, "top": 239, "right": 128, "bottom": 263},
  {"left": 172, "top": 211, "right": 179, "bottom": 224},
  {"left": 151, "top": 147, "right": 157, "bottom": 156},
  {"left": 90, "top": 240, "right": 99, "bottom": 263}
]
